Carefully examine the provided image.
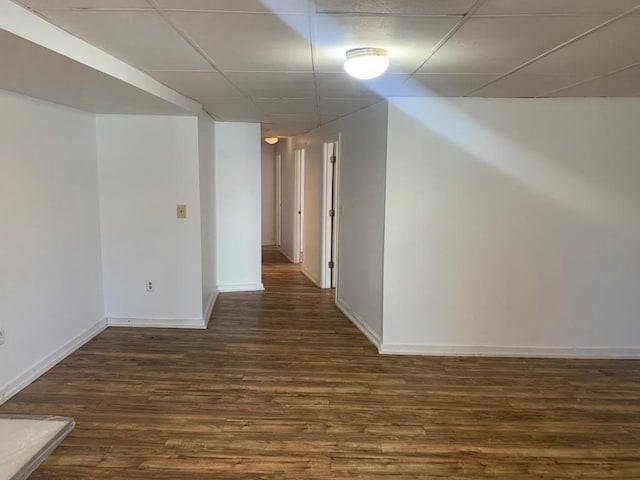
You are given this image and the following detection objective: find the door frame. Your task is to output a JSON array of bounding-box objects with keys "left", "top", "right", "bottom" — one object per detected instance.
[
  {"left": 322, "top": 135, "right": 340, "bottom": 289},
  {"left": 293, "top": 147, "right": 305, "bottom": 264},
  {"left": 275, "top": 152, "right": 281, "bottom": 246}
]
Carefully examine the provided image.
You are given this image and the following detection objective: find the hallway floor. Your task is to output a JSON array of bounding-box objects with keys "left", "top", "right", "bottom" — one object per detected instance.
[{"left": 1, "top": 247, "right": 639, "bottom": 479}]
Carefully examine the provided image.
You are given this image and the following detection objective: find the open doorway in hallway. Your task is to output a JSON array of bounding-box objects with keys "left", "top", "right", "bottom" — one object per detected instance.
[{"left": 323, "top": 139, "right": 339, "bottom": 290}]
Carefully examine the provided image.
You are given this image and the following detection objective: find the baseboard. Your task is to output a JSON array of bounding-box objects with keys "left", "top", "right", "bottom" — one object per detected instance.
[
  {"left": 0, "top": 318, "right": 107, "bottom": 405},
  {"left": 379, "top": 343, "right": 640, "bottom": 359},
  {"left": 203, "top": 290, "right": 219, "bottom": 327},
  {"left": 279, "top": 247, "right": 295, "bottom": 264},
  {"left": 301, "top": 265, "right": 322, "bottom": 288},
  {"left": 107, "top": 317, "right": 206, "bottom": 329},
  {"left": 262, "top": 242, "right": 276, "bottom": 247},
  {"left": 335, "top": 297, "right": 382, "bottom": 349},
  {"left": 217, "top": 283, "right": 265, "bottom": 293}
]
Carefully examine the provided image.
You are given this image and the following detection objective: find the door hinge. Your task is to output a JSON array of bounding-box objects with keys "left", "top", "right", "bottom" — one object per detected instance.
[
  {"left": 328, "top": 261, "right": 334, "bottom": 269},
  {"left": 330, "top": 155, "right": 336, "bottom": 164},
  {"left": 329, "top": 209, "right": 335, "bottom": 217}
]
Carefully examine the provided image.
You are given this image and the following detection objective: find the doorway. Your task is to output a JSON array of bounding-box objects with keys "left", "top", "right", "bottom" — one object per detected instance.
[{"left": 323, "top": 139, "right": 339, "bottom": 289}]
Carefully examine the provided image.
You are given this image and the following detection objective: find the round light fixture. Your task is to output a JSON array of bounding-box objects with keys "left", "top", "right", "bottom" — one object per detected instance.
[
  {"left": 344, "top": 47, "right": 389, "bottom": 80},
  {"left": 264, "top": 137, "right": 279, "bottom": 145}
]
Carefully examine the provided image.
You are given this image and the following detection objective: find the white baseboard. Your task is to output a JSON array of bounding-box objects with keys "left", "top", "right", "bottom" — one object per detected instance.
[
  {"left": 0, "top": 317, "right": 107, "bottom": 405},
  {"left": 217, "top": 283, "right": 265, "bottom": 293},
  {"left": 203, "top": 290, "right": 219, "bottom": 327},
  {"left": 301, "top": 265, "right": 322, "bottom": 288},
  {"left": 379, "top": 343, "right": 640, "bottom": 359},
  {"left": 279, "top": 247, "right": 295, "bottom": 264},
  {"left": 262, "top": 242, "right": 276, "bottom": 247},
  {"left": 107, "top": 317, "right": 206, "bottom": 329},
  {"left": 335, "top": 297, "right": 381, "bottom": 349}
]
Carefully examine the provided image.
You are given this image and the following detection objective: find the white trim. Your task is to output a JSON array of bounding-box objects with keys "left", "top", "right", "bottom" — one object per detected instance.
[
  {"left": 0, "top": 317, "right": 107, "bottom": 405},
  {"left": 203, "top": 290, "right": 219, "bottom": 327},
  {"left": 301, "top": 265, "right": 322, "bottom": 288},
  {"left": 262, "top": 242, "right": 277, "bottom": 247},
  {"left": 217, "top": 283, "right": 265, "bottom": 293},
  {"left": 379, "top": 343, "right": 640, "bottom": 359},
  {"left": 336, "top": 297, "right": 381, "bottom": 349},
  {"left": 107, "top": 317, "right": 206, "bottom": 329}
]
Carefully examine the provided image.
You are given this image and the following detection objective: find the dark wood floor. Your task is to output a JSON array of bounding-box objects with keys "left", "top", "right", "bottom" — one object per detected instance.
[{"left": 2, "top": 246, "right": 640, "bottom": 479}]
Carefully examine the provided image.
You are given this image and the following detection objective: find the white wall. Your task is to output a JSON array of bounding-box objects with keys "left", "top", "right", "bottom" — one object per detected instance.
[
  {"left": 383, "top": 97, "right": 640, "bottom": 356},
  {"left": 0, "top": 90, "right": 104, "bottom": 401},
  {"left": 278, "top": 137, "right": 296, "bottom": 262},
  {"left": 97, "top": 115, "right": 204, "bottom": 326},
  {"left": 199, "top": 116, "right": 217, "bottom": 322},
  {"left": 293, "top": 102, "right": 388, "bottom": 344},
  {"left": 261, "top": 143, "right": 276, "bottom": 246},
  {"left": 214, "top": 122, "right": 263, "bottom": 292}
]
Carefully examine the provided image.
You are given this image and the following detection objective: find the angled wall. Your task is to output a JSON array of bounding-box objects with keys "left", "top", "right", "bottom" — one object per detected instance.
[{"left": 0, "top": 90, "right": 104, "bottom": 401}]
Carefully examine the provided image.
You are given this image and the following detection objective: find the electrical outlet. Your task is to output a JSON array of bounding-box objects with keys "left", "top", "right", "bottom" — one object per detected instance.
[
  {"left": 177, "top": 204, "right": 187, "bottom": 219},
  {"left": 0, "top": 329, "right": 5, "bottom": 346},
  {"left": 146, "top": 281, "right": 154, "bottom": 292}
]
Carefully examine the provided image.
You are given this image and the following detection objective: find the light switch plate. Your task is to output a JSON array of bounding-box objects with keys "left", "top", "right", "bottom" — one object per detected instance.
[{"left": 177, "top": 204, "right": 187, "bottom": 219}]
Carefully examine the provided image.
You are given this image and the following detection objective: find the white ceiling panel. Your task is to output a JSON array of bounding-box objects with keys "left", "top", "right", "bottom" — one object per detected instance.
[
  {"left": 203, "top": 97, "right": 269, "bottom": 122},
  {"left": 147, "top": 71, "right": 239, "bottom": 101},
  {"left": 0, "top": 29, "right": 190, "bottom": 114},
  {"left": 519, "top": 16, "right": 640, "bottom": 76},
  {"left": 477, "top": 0, "right": 640, "bottom": 15},
  {"left": 550, "top": 65, "right": 640, "bottom": 97},
  {"left": 40, "top": 10, "right": 212, "bottom": 71},
  {"left": 473, "top": 74, "right": 589, "bottom": 97},
  {"left": 255, "top": 98, "right": 317, "bottom": 115},
  {"left": 268, "top": 113, "right": 320, "bottom": 123},
  {"left": 421, "top": 16, "right": 610, "bottom": 74},
  {"left": 319, "top": 98, "right": 381, "bottom": 117},
  {"left": 316, "top": 73, "right": 409, "bottom": 98},
  {"left": 411, "top": 74, "right": 500, "bottom": 96},
  {"left": 157, "top": 0, "right": 308, "bottom": 14},
  {"left": 168, "top": 12, "right": 312, "bottom": 72},
  {"left": 316, "top": 0, "right": 475, "bottom": 15},
  {"left": 225, "top": 72, "right": 316, "bottom": 97},
  {"left": 16, "top": 0, "right": 150, "bottom": 9},
  {"left": 314, "top": 15, "right": 459, "bottom": 73},
  {"left": 263, "top": 121, "right": 318, "bottom": 136}
]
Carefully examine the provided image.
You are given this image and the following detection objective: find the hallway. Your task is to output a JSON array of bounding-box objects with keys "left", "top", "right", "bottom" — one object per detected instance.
[{"left": 1, "top": 248, "right": 639, "bottom": 478}]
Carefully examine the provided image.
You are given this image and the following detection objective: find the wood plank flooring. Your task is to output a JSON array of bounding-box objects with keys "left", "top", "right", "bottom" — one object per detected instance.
[{"left": 2, "top": 246, "right": 639, "bottom": 478}]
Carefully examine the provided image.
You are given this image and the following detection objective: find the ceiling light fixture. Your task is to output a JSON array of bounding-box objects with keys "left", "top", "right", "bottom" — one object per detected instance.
[
  {"left": 344, "top": 47, "right": 389, "bottom": 80},
  {"left": 264, "top": 137, "right": 279, "bottom": 145}
]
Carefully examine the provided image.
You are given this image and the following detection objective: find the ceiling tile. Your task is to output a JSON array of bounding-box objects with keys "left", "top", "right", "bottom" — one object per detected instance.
[
  {"left": 549, "top": 65, "right": 640, "bottom": 97},
  {"left": 519, "top": 16, "right": 640, "bottom": 76},
  {"left": 226, "top": 72, "right": 316, "bottom": 97},
  {"left": 472, "top": 74, "right": 589, "bottom": 97},
  {"left": 147, "top": 71, "right": 239, "bottom": 101},
  {"left": 319, "top": 98, "right": 381, "bottom": 117},
  {"left": 157, "top": 0, "right": 308, "bottom": 14},
  {"left": 16, "top": 0, "right": 150, "bottom": 8},
  {"left": 477, "top": 0, "right": 640, "bottom": 15},
  {"left": 316, "top": 73, "right": 409, "bottom": 98},
  {"left": 316, "top": 0, "right": 476, "bottom": 15},
  {"left": 411, "top": 74, "right": 500, "bottom": 96},
  {"left": 262, "top": 121, "right": 318, "bottom": 136},
  {"left": 203, "top": 98, "right": 268, "bottom": 122},
  {"left": 255, "top": 98, "right": 317, "bottom": 115},
  {"left": 268, "top": 113, "right": 320, "bottom": 123},
  {"left": 314, "top": 15, "right": 459, "bottom": 73},
  {"left": 39, "top": 10, "right": 211, "bottom": 71},
  {"left": 420, "top": 16, "right": 610, "bottom": 74},
  {"left": 168, "top": 12, "right": 312, "bottom": 72}
]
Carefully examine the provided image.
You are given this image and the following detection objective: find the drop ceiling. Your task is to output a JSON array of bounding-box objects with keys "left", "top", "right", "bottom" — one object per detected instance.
[{"left": 8, "top": 0, "right": 640, "bottom": 135}]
